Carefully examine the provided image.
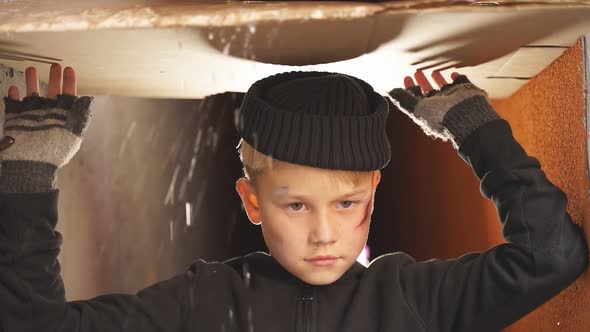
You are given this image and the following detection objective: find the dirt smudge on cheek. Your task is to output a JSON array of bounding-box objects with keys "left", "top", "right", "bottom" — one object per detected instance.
[
  {"left": 354, "top": 197, "right": 373, "bottom": 230},
  {"left": 354, "top": 192, "right": 375, "bottom": 231}
]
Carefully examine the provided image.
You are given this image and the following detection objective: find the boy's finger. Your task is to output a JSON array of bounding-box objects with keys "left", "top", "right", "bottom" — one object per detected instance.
[
  {"left": 414, "top": 70, "right": 434, "bottom": 94},
  {"left": 62, "top": 66, "right": 77, "bottom": 96},
  {"left": 47, "top": 63, "right": 62, "bottom": 100},
  {"left": 25, "top": 67, "right": 40, "bottom": 97},
  {"left": 431, "top": 71, "right": 448, "bottom": 89},
  {"left": 7, "top": 86, "right": 20, "bottom": 100},
  {"left": 403, "top": 76, "right": 415, "bottom": 89},
  {"left": 404, "top": 77, "right": 423, "bottom": 97},
  {"left": 451, "top": 72, "right": 460, "bottom": 80}
]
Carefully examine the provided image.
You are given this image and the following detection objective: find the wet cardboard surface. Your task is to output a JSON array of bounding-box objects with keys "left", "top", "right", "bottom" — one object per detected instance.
[{"left": 0, "top": 1, "right": 589, "bottom": 98}]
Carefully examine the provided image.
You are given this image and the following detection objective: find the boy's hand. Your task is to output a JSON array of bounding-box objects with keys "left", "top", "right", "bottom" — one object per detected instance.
[
  {"left": 0, "top": 64, "right": 94, "bottom": 193},
  {"left": 388, "top": 71, "right": 500, "bottom": 149}
]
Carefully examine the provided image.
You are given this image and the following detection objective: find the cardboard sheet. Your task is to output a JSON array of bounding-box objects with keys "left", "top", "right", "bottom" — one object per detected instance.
[{"left": 1, "top": 1, "right": 590, "bottom": 98}]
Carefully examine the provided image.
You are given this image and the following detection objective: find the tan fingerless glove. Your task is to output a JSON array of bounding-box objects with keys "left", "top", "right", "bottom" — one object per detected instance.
[
  {"left": 387, "top": 75, "right": 501, "bottom": 149},
  {"left": 0, "top": 94, "right": 93, "bottom": 193}
]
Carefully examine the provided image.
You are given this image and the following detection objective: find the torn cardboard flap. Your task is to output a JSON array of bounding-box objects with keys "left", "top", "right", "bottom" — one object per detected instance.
[{"left": 0, "top": 1, "right": 589, "bottom": 99}]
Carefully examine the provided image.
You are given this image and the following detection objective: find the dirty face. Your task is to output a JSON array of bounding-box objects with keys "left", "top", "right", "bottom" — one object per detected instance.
[{"left": 236, "top": 161, "right": 380, "bottom": 285}]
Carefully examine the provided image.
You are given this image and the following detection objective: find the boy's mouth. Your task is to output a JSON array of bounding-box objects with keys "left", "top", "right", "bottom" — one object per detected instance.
[{"left": 305, "top": 255, "right": 340, "bottom": 266}]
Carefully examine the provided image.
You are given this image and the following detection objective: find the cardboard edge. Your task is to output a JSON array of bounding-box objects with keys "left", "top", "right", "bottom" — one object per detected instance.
[{"left": 1, "top": 1, "right": 590, "bottom": 33}]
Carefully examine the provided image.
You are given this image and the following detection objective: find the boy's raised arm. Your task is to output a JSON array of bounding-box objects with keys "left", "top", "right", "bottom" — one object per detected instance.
[
  {"left": 0, "top": 192, "right": 191, "bottom": 331},
  {"left": 387, "top": 72, "right": 589, "bottom": 332},
  {"left": 0, "top": 65, "right": 192, "bottom": 331}
]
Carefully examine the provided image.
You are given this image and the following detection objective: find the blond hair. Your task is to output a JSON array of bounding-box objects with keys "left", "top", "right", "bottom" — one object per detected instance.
[{"left": 237, "top": 139, "right": 373, "bottom": 186}]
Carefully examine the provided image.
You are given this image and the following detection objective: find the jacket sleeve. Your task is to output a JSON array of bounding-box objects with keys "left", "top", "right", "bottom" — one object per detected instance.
[
  {"left": 0, "top": 190, "right": 193, "bottom": 332},
  {"left": 398, "top": 119, "right": 589, "bottom": 332}
]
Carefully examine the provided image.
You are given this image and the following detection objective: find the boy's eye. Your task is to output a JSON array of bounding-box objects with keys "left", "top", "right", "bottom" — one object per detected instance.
[
  {"left": 339, "top": 201, "right": 354, "bottom": 208},
  {"left": 288, "top": 203, "right": 305, "bottom": 211}
]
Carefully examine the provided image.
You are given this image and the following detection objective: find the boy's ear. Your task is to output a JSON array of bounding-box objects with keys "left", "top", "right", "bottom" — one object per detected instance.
[
  {"left": 372, "top": 170, "right": 381, "bottom": 188},
  {"left": 236, "top": 178, "right": 261, "bottom": 225}
]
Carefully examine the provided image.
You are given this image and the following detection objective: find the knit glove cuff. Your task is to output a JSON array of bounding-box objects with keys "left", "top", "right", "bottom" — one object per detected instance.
[
  {"left": 0, "top": 160, "right": 57, "bottom": 193},
  {"left": 0, "top": 94, "right": 93, "bottom": 193},
  {"left": 441, "top": 95, "right": 500, "bottom": 147},
  {"left": 388, "top": 75, "right": 500, "bottom": 149}
]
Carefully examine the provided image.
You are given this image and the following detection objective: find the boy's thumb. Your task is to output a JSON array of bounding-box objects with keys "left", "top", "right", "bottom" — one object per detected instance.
[{"left": 387, "top": 88, "right": 418, "bottom": 114}]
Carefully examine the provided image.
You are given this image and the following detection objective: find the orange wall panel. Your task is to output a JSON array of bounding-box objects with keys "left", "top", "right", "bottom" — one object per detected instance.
[
  {"left": 373, "top": 39, "right": 589, "bottom": 331},
  {"left": 492, "top": 39, "right": 589, "bottom": 332}
]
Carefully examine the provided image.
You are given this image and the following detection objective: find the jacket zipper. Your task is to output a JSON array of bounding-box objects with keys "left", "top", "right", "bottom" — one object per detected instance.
[{"left": 297, "top": 286, "right": 315, "bottom": 332}]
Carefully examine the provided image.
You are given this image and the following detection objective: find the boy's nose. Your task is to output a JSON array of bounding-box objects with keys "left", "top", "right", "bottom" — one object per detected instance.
[{"left": 308, "top": 212, "right": 337, "bottom": 245}]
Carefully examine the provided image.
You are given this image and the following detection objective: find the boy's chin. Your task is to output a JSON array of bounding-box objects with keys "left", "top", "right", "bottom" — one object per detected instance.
[{"left": 296, "top": 268, "right": 347, "bottom": 286}]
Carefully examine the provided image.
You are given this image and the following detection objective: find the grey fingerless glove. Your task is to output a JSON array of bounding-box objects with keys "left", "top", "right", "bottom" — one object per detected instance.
[
  {"left": 387, "top": 75, "right": 501, "bottom": 149},
  {"left": 0, "top": 94, "right": 93, "bottom": 193}
]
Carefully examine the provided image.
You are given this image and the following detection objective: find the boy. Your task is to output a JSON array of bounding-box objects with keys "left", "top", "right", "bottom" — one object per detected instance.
[{"left": 0, "top": 64, "right": 587, "bottom": 332}]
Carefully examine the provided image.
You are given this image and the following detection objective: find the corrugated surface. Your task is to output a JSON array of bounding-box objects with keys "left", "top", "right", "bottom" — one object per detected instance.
[{"left": 493, "top": 39, "right": 589, "bottom": 332}]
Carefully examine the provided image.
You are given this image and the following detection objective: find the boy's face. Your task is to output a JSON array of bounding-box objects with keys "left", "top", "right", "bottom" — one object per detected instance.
[{"left": 236, "top": 161, "right": 380, "bottom": 285}]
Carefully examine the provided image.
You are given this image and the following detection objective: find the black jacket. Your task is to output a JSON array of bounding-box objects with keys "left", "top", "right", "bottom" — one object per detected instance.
[{"left": 0, "top": 120, "right": 588, "bottom": 332}]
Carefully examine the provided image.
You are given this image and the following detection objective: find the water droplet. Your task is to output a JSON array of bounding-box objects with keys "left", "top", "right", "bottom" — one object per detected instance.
[
  {"left": 169, "top": 219, "right": 174, "bottom": 242},
  {"left": 193, "top": 129, "right": 203, "bottom": 154},
  {"left": 185, "top": 202, "right": 192, "bottom": 226},
  {"left": 188, "top": 156, "right": 197, "bottom": 181},
  {"left": 248, "top": 307, "right": 254, "bottom": 332},
  {"left": 164, "top": 165, "right": 180, "bottom": 205},
  {"left": 242, "top": 262, "right": 251, "bottom": 288},
  {"left": 223, "top": 43, "right": 231, "bottom": 55},
  {"left": 118, "top": 121, "right": 137, "bottom": 159},
  {"left": 234, "top": 108, "right": 241, "bottom": 127},
  {"left": 208, "top": 32, "right": 214, "bottom": 40}
]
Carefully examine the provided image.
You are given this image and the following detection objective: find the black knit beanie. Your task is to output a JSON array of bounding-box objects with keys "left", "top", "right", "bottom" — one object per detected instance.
[{"left": 236, "top": 71, "right": 391, "bottom": 171}]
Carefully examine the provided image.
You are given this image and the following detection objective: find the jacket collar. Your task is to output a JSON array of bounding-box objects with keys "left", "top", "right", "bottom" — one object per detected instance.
[{"left": 241, "top": 251, "right": 366, "bottom": 289}]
